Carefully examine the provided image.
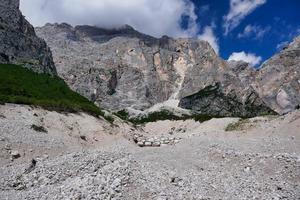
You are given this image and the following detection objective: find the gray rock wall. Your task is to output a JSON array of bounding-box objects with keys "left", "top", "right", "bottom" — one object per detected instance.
[
  {"left": 37, "top": 24, "right": 217, "bottom": 111},
  {"left": 255, "top": 36, "right": 300, "bottom": 114},
  {"left": 0, "top": 0, "right": 56, "bottom": 74},
  {"left": 36, "top": 23, "right": 300, "bottom": 116}
]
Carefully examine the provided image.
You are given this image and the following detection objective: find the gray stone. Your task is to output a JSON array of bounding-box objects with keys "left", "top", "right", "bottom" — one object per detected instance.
[
  {"left": 152, "top": 142, "right": 161, "bottom": 147},
  {"left": 243, "top": 166, "right": 251, "bottom": 173},
  {"left": 11, "top": 150, "right": 20, "bottom": 159},
  {"left": 144, "top": 141, "right": 152, "bottom": 146},
  {"left": 137, "top": 142, "right": 144, "bottom": 147}
]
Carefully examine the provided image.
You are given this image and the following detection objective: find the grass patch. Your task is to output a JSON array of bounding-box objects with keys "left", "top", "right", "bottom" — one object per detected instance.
[
  {"left": 225, "top": 119, "right": 250, "bottom": 132},
  {"left": 0, "top": 64, "right": 113, "bottom": 122}
]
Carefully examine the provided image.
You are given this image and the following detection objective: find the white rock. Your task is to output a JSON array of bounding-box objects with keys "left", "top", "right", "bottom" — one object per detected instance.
[
  {"left": 137, "top": 142, "right": 144, "bottom": 147},
  {"left": 144, "top": 141, "right": 152, "bottom": 146},
  {"left": 243, "top": 166, "right": 251, "bottom": 173}
]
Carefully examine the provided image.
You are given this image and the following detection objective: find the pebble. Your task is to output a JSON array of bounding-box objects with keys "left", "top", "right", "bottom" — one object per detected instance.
[
  {"left": 243, "top": 166, "right": 251, "bottom": 173},
  {"left": 144, "top": 142, "right": 152, "bottom": 146},
  {"left": 11, "top": 150, "right": 21, "bottom": 159},
  {"left": 137, "top": 142, "right": 144, "bottom": 147},
  {"left": 4, "top": 144, "right": 11, "bottom": 150}
]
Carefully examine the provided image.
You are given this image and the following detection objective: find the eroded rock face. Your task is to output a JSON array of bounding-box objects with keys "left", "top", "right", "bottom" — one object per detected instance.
[
  {"left": 36, "top": 23, "right": 275, "bottom": 116},
  {"left": 179, "top": 82, "right": 275, "bottom": 117},
  {"left": 36, "top": 24, "right": 218, "bottom": 111},
  {"left": 255, "top": 36, "right": 300, "bottom": 114},
  {"left": 178, "top": 60, "right": 275, "bottom": 117},
  {"left": 0, "top": 0, "right": 56, "bottom": 74}
]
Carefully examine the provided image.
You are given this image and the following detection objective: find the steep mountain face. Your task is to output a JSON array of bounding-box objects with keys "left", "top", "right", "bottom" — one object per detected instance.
[
  {"left": 255, "top": 36, "right": 300, "bottom": 114},
  {"left": 178, "top": 60, "right": 275, "bottom": 117},
  {"left": 0, "top": 0, "right": 56, "bottom": 74},
  {"left": 36, "top": 23, "right": 275, "bottom": 117}
]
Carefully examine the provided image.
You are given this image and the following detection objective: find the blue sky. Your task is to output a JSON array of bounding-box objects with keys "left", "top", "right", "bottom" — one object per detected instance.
[
  {"left": 21, "top": 0, "right": 300, "bottom": 66},
  {"left": 188, "top": 0, "right": 300, "bottom": 65}
]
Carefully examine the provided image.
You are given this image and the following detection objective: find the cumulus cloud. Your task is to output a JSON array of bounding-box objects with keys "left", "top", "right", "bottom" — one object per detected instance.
[
  {"left": 228, "top": 51, "right": 262, "bottom": 66},
  {"left": 238, "top": 24, "right": 271, "bottom": 39},
  {"left": 20, "top": 0, "right": 199, "bottom": 38},
  {"left": 223, "top": 0, "right": 267, "bottom": 35},
  {"left": 198, "top": 26, "right": 219, "bottom": 54}
]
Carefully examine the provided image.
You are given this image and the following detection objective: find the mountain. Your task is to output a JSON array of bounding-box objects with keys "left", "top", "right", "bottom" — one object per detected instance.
[
  {"left": 36, "top": 23, "right": 275, "bottom": 117},
  {"left": 0, "top": 0, "right": 56, "bottom": 74},
  {"left": 0, "top": 1, "right": 111, "bottom": 122},
  {"left": 255, "top": 36, "right": 300, "bottom": 114}
]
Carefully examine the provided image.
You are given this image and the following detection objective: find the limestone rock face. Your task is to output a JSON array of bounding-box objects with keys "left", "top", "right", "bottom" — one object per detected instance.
[
  {"left": 255, "top": 36, "right": 300, "bottom": 114},
  {"left": 0, "top": 0, "right": 56, "bottom": 74},
  {"left": 37, "top": 24, "right": 300, "bottom": 116},
  {"left": 36, "top": 23, "right": 275, "bottom": 116},
  {"left": 36, "top": 24, "right": 215, "bottom": 111},
  {"left": 178, "top": 60, "right": 275, "bottom": 117}
]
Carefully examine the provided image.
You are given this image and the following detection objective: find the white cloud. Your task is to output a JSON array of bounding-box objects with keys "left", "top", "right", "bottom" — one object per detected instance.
[
  {"left": 223, "top": 0, "right": 267, "bottom": 35},
  {"left": 198, "top": 26, "right": 219, "bottom": 54},
  {"left": 228, "top": 51, "right": 262, "bottom": 66},
  {"left": 238, "top": 24, "right": 271, "bottom": 39},
  {"left": 20, "top": 0, "right": 199, "bottom": 38}
]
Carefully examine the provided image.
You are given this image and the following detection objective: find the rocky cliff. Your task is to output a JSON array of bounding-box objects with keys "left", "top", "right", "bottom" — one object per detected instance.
[
  {"left": 255, "top": 36, "right": 300, "bottom": 114},
  {"left": 36, "top": 23, "right": 276, "bottom": 117},
  {"left": 0, "top": 0, "right": 56, "bottom": 74}
]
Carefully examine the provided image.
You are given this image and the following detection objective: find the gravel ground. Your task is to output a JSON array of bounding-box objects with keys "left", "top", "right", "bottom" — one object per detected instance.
[{"left": 0, "top": 104, "right": 300, "bottom": 199}]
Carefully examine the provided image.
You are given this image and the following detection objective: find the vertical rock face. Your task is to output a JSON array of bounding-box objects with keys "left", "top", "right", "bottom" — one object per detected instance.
[
  {"left": 255, "top": 36, "right": 300, "bottom": 114},
  {"left": 36, "top": 23, "right": 276, "bottom": 116},
  {"left": 178, "top": 60, "right": 275, "bottom": 117},
  {"left": 36, "top": 24, "right": 213, "bottom": 111},
  {"left": 0, "top": 0, "right": 56, "bottom": 74},
  {"left": 37, "top": 23, "right": 300, "bottom": 116}
]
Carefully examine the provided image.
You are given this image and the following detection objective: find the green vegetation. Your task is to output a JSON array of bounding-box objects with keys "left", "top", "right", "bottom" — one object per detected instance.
[
  {"left": 31, "top": 124, "right": 48, "bottom": 133},
  {"left": 225, "top": 119, "right": 250, "bottom": 132},
  {"left": 115, "top": 109, "right": 218, "bottom": 125},
  {"left": 0, "top": 64, "right": 113, "bottom": 122},
  {"left": 131, "top": 110, "right": 185, "bottom": 124},
  {"left": 103, "top": 114, "right": 115, "bottom": 123},
  {"left": 115, "top": 109, "right": 130, "bottom": 121}
]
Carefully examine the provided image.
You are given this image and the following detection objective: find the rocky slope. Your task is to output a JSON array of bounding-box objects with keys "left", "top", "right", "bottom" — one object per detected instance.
[
  {"left": 0, "top": 0, "right": 56, "bottom": 74},
  {"left": 1, "top": 103, "right": 299, "bottom": 199},
  {"left": 36, "top": 23, "right": 273, "bottom": 117},
  {"left": 255, "top": 36, "right": 300, "bottom": 114}
]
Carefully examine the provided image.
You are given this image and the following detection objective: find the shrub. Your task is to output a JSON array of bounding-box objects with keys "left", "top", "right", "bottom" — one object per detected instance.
[
  {"left": 103, "top": 114, "right": 115, "bottom": 123},
  {"left": 31, "top": 124, "right": 48, "bottom": 133},
  {"left": 131, "top": 110, "right": 183, "bottom": 124},
  {"left": 0, "top": 64, "right": 111, "bottom": 122},
  {"left": 225, "top": 119, "right": 250, "bottom": 132},
  {"left": 115, "top": 109, "right": 218, "bottom": 125},
  {"left": 115, "top": 109, "right": 130, "bottom": 121}
]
